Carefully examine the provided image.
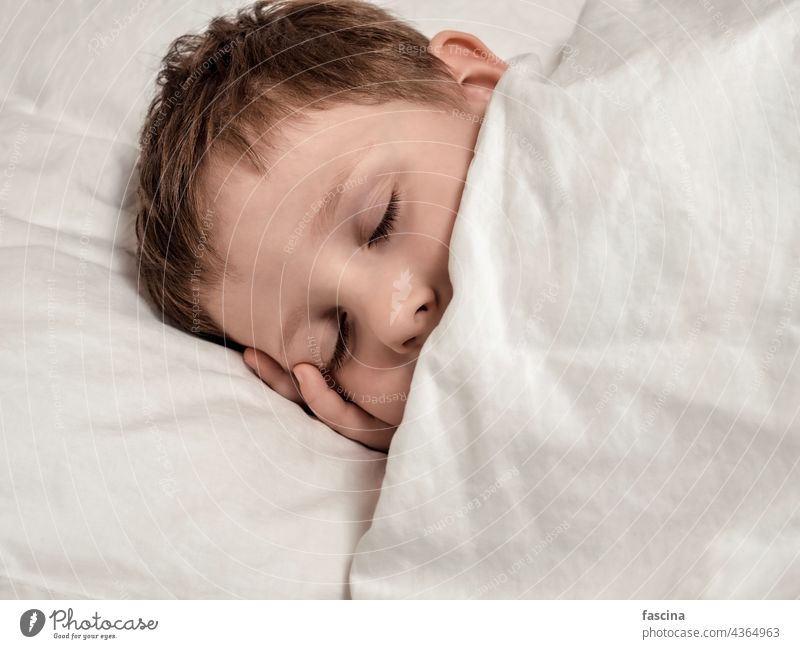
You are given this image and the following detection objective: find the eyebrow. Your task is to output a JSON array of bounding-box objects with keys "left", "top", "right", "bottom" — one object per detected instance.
[
  {"left": 310, "top": 142, "right": 375, "bottom": 244},
  {"left": 310, "top": 166, "right": 352, "bottom": 244}
]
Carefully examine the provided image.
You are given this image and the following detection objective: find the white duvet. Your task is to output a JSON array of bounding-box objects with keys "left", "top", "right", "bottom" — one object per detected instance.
[{"left": 350, "top": 0, "right": 800, "bottom": 598}]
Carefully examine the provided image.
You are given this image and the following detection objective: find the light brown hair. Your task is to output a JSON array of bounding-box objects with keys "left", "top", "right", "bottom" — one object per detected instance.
[{"left": 135, "top": 0, "right": 466, "bottom": 344}]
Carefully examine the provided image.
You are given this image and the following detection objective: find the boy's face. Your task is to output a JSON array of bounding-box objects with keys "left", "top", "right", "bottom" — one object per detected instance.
[
  {"left": 206, "top": 100, "right": 479, "bottom": 425},
  {"left": 203, "top": 30, "right": 507, "bottom": 446}
]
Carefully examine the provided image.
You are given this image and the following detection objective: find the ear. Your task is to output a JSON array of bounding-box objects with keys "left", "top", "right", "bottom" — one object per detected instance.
[{"left": 428, "top": 30, "right": 508, "bottom": 109}]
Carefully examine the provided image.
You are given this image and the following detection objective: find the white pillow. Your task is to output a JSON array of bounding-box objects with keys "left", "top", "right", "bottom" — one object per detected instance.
[{"left": 0, "top": 0, "right": 583, "bottom": 598}]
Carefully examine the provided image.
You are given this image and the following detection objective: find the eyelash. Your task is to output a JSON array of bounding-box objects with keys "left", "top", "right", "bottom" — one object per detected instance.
[
  {"left": 329, "top": 190, "right": 400, "bottom": 371},
  {"left": 367, "top": 190, "right": 400, "bottom": 247}
]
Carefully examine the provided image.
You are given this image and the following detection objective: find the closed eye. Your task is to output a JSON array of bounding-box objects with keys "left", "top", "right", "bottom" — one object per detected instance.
[{"left": 367, "top": 190, "right": 399, "bottom": 247}]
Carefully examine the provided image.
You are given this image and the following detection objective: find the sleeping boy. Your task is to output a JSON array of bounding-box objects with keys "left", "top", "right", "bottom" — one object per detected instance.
[{"left": 135, "top": 0, "right": 508, "bottom": 451}]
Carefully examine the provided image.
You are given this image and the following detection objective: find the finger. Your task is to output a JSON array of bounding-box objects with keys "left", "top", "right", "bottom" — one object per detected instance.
[
  {"left": 244, "top": 348, "right": 303, "bottom": 404},
  {"left": 293, "top": 363, "right": 396, "bottom": 452}
]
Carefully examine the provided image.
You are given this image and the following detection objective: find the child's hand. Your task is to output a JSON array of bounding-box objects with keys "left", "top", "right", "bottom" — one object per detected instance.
[{"left": 243, "top": 348, "right": 396, "bottom": 452}]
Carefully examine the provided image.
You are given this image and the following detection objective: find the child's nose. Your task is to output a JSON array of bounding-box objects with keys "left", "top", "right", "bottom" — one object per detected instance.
[{"left": 380, "top": 284, "right": 439, "bottom": 356}]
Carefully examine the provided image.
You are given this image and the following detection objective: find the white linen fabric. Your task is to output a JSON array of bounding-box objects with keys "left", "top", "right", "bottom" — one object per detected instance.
[
  {"left": 350, "top": 0, "right": 800, "bottom": 598},
  {"left": 0, "top": 1, "right": 582, "bottom": 598}
]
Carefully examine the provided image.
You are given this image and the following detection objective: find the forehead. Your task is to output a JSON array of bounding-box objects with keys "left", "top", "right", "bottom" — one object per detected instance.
[
  {"left": 204, "top": 100, "right": 425, "bottom": 265},
  {"left": 207, "top": 144, "right": 354, "bottom": 285}
]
